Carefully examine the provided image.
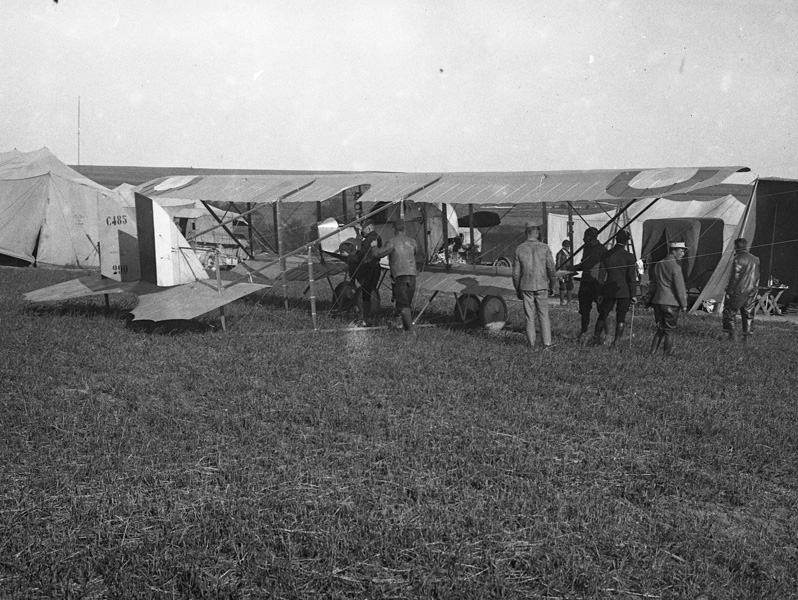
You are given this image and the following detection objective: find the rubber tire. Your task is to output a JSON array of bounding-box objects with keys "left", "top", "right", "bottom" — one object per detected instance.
[
  {"left": 493, "top": 256, "right": 511, "bottom": 268},
  {"left": 479, "top": 295, "right": 508, "bottom": 331},
  {"left": 332, "top": 281, "right": 358, "bottom": 311},
  {"left": 454, "top": 293, "right": 481, "bottom": 323}
]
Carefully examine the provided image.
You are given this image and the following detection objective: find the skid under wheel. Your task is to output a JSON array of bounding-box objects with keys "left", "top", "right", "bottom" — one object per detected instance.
[
  {"left": 454, "top": 293, "right": 481, "bottom": 323},
  {"left": 479, "top": 295, "right": 507, "bottom": 331}
]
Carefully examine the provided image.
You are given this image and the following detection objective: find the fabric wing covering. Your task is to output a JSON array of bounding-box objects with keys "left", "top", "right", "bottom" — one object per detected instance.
[
  {"left": 134, "top": 167, "right": 754, "bottom": 208},
  {"left": 130, "top": 280, "right": 267, "bottom": 321}
]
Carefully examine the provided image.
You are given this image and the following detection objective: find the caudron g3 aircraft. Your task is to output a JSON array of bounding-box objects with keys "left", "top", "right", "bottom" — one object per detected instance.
[{"left": 125, "top": 166, "right": 757, "bottom": 330}]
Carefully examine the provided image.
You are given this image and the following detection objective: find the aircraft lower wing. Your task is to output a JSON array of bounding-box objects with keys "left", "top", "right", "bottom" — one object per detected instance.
[
  {"left": 130, "top": 280, "right": 269, "bottom": 321},
  {"left": 416, "top": 264, "right": 516, "bottom": 298},
  {"left": 232, "top": 254, "right": 349, "bottom": 283},
  {"left": 416, "top": 264, "right": 573, "bottom": 298},
  {"left": 25, "top": 274, "right": 268, "bottom": 322}
]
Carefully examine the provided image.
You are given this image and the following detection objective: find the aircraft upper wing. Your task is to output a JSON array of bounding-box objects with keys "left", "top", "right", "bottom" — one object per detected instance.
[{"left": 133, "top": 167, "right": 755, "bottom": 208}]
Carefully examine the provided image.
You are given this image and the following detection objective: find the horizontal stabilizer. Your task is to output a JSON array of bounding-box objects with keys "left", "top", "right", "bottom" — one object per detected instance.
[
  {"left": 130, "top": 280, "right": 269, "bottom": 322},
  {"left": 24, "top": 275, "right": 159, "bottom": 302}
]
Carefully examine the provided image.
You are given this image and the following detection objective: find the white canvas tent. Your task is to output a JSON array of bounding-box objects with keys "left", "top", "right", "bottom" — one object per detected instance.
[
  {"left": 546, "top": 182, "right": 756, "bottom": 311},
  {"left": 0, "top": 148, "right": 125, "bottom": 268}
]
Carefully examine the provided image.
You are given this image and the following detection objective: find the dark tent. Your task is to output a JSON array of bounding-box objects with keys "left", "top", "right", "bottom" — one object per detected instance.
[{"left": 750, "top": 179, "right": 798, "bottom": 305}]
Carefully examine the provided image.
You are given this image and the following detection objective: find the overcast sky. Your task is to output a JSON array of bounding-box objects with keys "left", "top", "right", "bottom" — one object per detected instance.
[{"left": 2, "top": 0, "right": 796, "bottom": 177}]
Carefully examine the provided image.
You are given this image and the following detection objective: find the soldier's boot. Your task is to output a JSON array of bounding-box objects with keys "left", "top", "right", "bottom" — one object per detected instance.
[
  {"left": 361, "top": 301, "right": 372, "bottom": 325},
  {"left": 649, "top": 331, "right": 664, "bottom": 355},
  {"left": 592, "top": 319, "right": 606, "bottom": 345},
  {"left": 741, "top": 316, "right": 752, "bottom": 344},
  {"left": 612, "top": 322, "right": 625, "bottom": 347},
  {"left": 726, "top": 329, "right": 738, "bottom": 342},
  {"left": 559, "top": 290, "right": 566, "bottom": 306},
  {"left": 400, "top": 308, "right": 415, "bottom": 333},
  {"left": 663, "top": 333, "right": 675, "bottom": 356}
]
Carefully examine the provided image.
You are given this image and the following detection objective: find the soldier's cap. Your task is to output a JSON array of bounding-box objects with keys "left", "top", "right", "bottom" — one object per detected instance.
[
  {"left": 615, "top": 230, "right": 630, "bottom": 244},
  {"left": 562, "top": 239, "right": 571, "bottom": 246},
  {"left": 524, "top": 219, "right": 542, "bottom": 229},
  {"left": 584, "top": 227, "right": 599, "bottom": 239},
  {"left": 669, "top": 241, "right": 687, "bottom": 250},
  {"left": 362, "top": 218, "right": 374, "bottom": 229}
]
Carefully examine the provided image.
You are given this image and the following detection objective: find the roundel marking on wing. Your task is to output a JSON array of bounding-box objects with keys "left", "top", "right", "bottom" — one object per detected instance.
[
  {"left": 627, "top": 168, "right": 699, "bottom": 190},
  {"left": 605, "top": 168, "right": 719, "bottom": 198}
]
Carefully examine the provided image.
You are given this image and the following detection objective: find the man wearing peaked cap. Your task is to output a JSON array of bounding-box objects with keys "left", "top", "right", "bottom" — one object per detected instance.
[
  {"left": 556, "top": 238, "right": 574, "bottom": 306},
  {"left": 645, "top": 240, "right": 688, "bottom": 356}
]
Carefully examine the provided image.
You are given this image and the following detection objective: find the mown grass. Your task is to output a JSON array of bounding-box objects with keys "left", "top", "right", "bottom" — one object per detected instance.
[{"left": 1, "top": 266, "right": 797, "bottom": 599}]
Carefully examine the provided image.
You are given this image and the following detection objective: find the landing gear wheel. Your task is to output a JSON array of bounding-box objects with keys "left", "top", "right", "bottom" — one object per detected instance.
[
  {"left": 454, "top": 293, "right": 481, "bottom": 323},
  {"left": 332, "top": 281, "right": 358, "bottom": 311},
  {"left": 493, "top": 256, "right": 511, "bottom": 268},
  {"left": 479, "top": 295, "right": 507, "bottom": 331}
]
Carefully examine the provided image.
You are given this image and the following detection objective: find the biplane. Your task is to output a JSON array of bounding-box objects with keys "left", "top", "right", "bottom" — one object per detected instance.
[
  {"left": 109, "top": 166, "right": 757, "bottom": 330},
  {"left": 24, "top": 192, "right": 268, "bottom": 327}
]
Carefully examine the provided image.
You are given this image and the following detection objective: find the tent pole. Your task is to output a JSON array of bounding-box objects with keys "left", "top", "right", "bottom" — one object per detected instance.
[{"left": 541, "top": 202, "right": 548, "bottom": 243}]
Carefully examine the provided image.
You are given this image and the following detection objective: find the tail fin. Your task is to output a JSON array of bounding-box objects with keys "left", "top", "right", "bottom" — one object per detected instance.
[
  {"left": 97, "top": 194, "right": 141, "bottom": 282},
  {"left": 134, "top": 192, "right": 208, "bottom": 286}
]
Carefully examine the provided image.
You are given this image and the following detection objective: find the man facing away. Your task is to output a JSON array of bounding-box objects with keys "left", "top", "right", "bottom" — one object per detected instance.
[
  {"left": 571, "top": 227, "right": 607, "bottom": 341},
  {"left": 646, "top": 240, "right": 688, "bottom": 356},
  {"left": 722, "top": 237, "right": 760, "bottom": 342},
  {"left": 594, "top": 229, "right": 638, "bottom": 347},
  {"left": 512, "top": 220, "right": 558, "bottom": 349},
  {"left": 555, "top": 239, "right": 574, "bottom": 305},
  {"left": 371, "top": 219, "right": 418, "bottom": 332}
]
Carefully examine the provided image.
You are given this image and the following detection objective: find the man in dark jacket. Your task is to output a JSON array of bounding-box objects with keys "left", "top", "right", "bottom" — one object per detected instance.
[
  {"left": 571, "top": 227, "right": 607, "bottom": 342},
  {"left": 722, "top": 237, "right": 760, "bottom": 341},
  {"left": 594, "top": 229, "right": 638, "bottom": 347},
  {"left": 646, "top": 241, "right": 688, "bottom": 356}
]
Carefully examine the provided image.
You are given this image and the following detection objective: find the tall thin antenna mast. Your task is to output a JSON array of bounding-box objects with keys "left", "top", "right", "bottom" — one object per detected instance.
[{"left": 77, "top": 96, "right": 81, "bottom": 165}]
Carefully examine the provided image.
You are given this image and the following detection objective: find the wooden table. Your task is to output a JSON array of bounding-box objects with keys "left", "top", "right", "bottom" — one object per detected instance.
[{"left": 755, "top": 285, "right": 789, "bottom": 316}]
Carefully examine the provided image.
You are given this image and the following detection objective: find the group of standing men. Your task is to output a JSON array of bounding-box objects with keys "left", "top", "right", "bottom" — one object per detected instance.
[
  {"left": 343, "top": 218, "right": 419, "bottom": 333},
  {"left": 512, "top": 220, "right": 761, "bottom": 355}
]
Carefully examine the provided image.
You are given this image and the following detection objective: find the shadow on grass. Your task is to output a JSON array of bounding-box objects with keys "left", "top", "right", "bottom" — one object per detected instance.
[{"left": 125, "top": 318, "right": 214, "bottom": 335}]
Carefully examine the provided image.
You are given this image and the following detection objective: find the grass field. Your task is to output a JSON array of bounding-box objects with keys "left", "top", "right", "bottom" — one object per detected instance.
[{"left": 2, "top": 266, "right": 797, "bottom": 599}]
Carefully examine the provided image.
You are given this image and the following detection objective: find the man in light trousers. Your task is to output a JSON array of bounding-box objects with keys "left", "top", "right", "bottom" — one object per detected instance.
[{"left": 512, "top": 220, "right": 558, "bottom": 348}]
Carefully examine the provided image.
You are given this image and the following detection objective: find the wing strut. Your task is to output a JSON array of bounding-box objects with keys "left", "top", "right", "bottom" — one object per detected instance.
[
  {"left": 560, "top": 198, "right": 644, "bottom": 269},
  {"left": 199, "top": 200, "right": 254, "bottom": 259}
]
